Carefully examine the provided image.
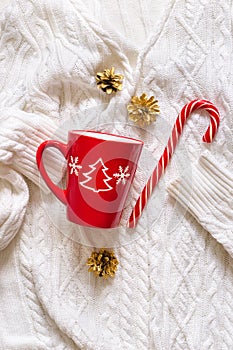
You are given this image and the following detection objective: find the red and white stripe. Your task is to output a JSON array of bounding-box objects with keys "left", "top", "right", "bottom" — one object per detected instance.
[{"left": 128, "top": 99, "right": 220, "bottom": 228}]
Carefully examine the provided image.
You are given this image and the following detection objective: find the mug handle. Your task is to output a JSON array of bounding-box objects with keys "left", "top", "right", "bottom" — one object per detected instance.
[{"left": 36, "top": 140, "right": 68, "bottom": 205}]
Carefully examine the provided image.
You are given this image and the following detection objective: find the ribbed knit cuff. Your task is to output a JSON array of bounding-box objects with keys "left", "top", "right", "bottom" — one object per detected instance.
[
  {"left": 168, "top": 151, "right": 233, "bottom": 258},
  {"left": 0, "top": 108, "right": 67, "bottom": 192}
]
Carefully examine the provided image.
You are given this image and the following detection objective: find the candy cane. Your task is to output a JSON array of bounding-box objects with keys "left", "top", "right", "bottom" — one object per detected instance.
[{"left": 128, "top": 99, "right": 220, "bottom": 228}]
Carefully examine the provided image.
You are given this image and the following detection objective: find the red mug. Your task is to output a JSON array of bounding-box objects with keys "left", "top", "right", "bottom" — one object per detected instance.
[{"left": 36, "top": 130, "right": 143, "bottom": 228}]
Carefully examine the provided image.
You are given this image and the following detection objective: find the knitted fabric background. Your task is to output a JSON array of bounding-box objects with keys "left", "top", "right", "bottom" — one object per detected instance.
[{"left": 0, "top": 0, "right": 233, "bottom": 349}]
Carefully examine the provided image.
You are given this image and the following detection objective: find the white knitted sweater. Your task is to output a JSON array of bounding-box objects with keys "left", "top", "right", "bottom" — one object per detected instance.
[{"left": 0, "top": 0, "right": 233, "bottom": 349}]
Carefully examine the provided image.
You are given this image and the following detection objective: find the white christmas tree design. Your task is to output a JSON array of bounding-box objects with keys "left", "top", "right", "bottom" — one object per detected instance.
[
  {"left": 80, "top": 158, "right": 113, "bottom": 192},
  {"left": 69, "top": 156, "right": 82, "bottom": 176},
  {"left": 113, "top": 166, "right": 131, "bottom": 185}
]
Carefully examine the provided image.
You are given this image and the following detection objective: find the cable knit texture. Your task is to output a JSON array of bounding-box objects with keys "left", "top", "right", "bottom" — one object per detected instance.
[{"left": 0, "top": 0, "right": 233, "bottom": 349}]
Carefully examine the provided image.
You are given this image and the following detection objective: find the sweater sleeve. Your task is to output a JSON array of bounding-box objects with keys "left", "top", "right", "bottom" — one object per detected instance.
[
  {"left": 0, "top": 108, "right": 66, "bottom": 190},
  {"left": 0, "top": 108, "right": 66, "bottom": 250},
  {"left": 167, "top": 151, "right": 233, "bottom": 258}
]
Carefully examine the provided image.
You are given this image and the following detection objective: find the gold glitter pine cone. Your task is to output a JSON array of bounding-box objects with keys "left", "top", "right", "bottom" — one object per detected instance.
[
  {"left": 87, "top": 248, "right": 119, "bottom": 279},
  {"left": 95, "top": 67, "right": 124, "bottom": 95},
  {"left": 127, "top": 93, "right": 160, "bottom": 126}
]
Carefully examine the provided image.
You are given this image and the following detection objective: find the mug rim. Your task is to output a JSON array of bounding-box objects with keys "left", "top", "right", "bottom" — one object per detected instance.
[{"left": 68, "top": 130, "right": 144, "bottom": 145}]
